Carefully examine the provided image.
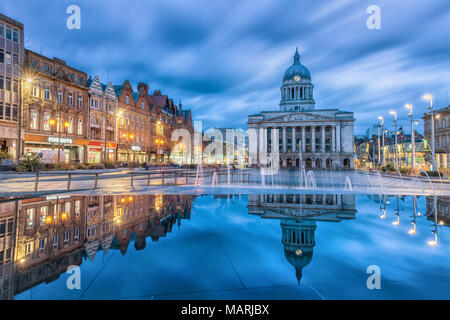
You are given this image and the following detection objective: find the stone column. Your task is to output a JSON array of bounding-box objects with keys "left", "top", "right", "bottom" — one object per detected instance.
[
  {"left": 321, "top": 126, "right": 325, "bottom": 153},
  {"left": 332, "top": 125, "right": 336, "bottom": 153},
  {"left": 336, "top": 124, "right": 341, "bottom": 152},
  {"left": 311, "top": 126, "right": 316, "bottom": 153},
  {"left": 282, "top": 126, "right": 287, "bottom": 153},
  {"left": 302, "top": 126, "right": 306, "bottom": 152},
  {"left": 292, "top": 127, "right": 296, "bottom": 153}
]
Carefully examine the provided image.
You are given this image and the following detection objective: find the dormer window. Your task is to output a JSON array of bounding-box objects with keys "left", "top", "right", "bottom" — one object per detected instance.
[
  {"left": 141, "top": 101, "right": 144, "bottom": 109},
  {"left": 126, "top": 96, "right": 130, "bottom": 104}
]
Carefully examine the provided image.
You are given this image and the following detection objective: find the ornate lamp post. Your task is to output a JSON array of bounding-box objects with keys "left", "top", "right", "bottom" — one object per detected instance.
[
  {"left": 389, "top": 110, "right": 398, "bottom": 168},
  {"left": 423, "top": 94, "right": 436, "bottom": 171},
  {"left": 378, "top": 116, "right": 384, "bottom": 167},
  {"left": 405, "top": 104, "right": 415, "bottom": 172}
]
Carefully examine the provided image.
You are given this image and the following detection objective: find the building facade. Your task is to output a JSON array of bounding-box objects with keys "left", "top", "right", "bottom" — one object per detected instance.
[
  {"left": 0, "top": 14, "right": 24, "bottom": 159},
  {"left": 87, "top": 75, "right": 118, "bottom": 163},
  {"left": 423, "top": 105, "right": 449, "bottom": 171},
  {"left": 22, "top": 50, "right": 89, "bottom": 163},
  {"left": 114, "top": 81, "right": 154, "bottom": 163},
  {"left": 248, "top": 49, "right": 355, "bottom": 169}
]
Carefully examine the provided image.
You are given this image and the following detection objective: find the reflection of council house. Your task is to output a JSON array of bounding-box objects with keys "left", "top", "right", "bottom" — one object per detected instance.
[
  {"left": 248, "top": 48, "right": 355, "bottom": 169},
  {"left": 426, "top": 196, "right": 450, "bottom": 227},
  {"left": 248, "top": 194, "right": 356, "bottom": 284}
]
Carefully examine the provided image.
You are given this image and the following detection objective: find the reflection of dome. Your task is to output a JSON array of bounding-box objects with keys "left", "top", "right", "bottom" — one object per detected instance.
[
  {"left": 281, "top": 219, "right": 317, "bottom": 284},
  {"left": 283, "top": 48, "right": 311, "bottom": 82}
]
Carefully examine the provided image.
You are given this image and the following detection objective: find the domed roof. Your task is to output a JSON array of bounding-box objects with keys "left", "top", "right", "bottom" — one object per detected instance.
[
  {"left": 283, "top": 48, "right": 311, "bottom": 82},
  {"left": 284, "top": 247, "right": 314, "bottom": 285}
]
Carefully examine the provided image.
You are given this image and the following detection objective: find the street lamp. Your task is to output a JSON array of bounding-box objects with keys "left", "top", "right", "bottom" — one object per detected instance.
[
  {"left": 423, "top": 94, "right": 437, "bottom": 171},
  {"left": 389, "top": 110, "right": 398, "bottom": 168},
  {"left": 378, "top": 116, "right": 384, "bottom": 167},
  {"left": 405, "top": 104, "right": 415, "bottom": 172}
]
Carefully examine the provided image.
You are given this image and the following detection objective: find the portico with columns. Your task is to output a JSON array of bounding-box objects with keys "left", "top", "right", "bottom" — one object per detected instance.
[{"left": 248, "top": 48, "right": 355, "bottom": 169}]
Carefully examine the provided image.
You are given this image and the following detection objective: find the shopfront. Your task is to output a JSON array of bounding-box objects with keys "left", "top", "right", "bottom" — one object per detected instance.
[
  {"left": 87, "top": 141, "right": 117, "bottom": 163},
  {"left": 24, "top": 134, "right": 87, "bottom": 163}
]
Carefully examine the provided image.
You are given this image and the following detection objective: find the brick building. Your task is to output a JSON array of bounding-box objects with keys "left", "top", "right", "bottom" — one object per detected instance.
[{"left": 22, "top": 50, "right": 89, "bottom": 163}]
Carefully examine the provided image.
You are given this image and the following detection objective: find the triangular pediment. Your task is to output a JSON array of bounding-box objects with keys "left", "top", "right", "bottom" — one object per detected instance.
[{"left": 267, "top": 112, "right": 333, "bottom": 122}]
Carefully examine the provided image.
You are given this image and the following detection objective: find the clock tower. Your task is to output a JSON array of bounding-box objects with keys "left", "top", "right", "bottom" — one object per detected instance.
[{"left": 280, "top": 48, "right": 315, "bottom": 112}]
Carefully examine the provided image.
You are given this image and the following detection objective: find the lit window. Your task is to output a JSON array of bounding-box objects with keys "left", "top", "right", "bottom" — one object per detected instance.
[
  {"left": 30, "top": 110, "right": 38, "bottom": 129},
  {"left": 40, "top": 206, "right": 48, "bottom": 225},
  {"left": 26, "top": 208, "right": 35, "bottom": 229}
]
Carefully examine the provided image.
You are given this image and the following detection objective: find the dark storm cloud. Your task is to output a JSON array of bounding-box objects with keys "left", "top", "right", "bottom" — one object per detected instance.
[{"left": 2, "top": 0, "right": 450, "bottom": 133}]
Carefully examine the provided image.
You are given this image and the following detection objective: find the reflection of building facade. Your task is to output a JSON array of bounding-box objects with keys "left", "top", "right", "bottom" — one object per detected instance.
[
  {"left": 426, "top": 196, "right": 450, "bottom": 227},
  {"left": 248, "top": 49, "right": 355, "bottom": 169},
  {"left": 1, "top": 194, "right": 195, "bottom": 299},
  {"left": 248, "top": 193, "right": 356, "bottom": 283}
]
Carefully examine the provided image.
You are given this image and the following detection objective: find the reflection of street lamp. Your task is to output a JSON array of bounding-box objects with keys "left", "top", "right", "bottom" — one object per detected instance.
[{"left": 389, "top": 110, "right": 398, "bottom": 168}]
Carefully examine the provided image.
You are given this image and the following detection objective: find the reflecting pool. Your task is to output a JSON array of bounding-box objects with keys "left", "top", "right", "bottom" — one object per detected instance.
[{"left": 0, "top": 193, "right": 449, "bottom": 300}]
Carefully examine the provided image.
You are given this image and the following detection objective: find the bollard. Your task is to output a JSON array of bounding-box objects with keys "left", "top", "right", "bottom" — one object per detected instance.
[
  {"left": 34, "top": 172, "right": 39, "bottom": 191},
  {"left": 147, "top": 173, "right": 150, "bottom": 186},
  {"left": 67, "top": 173, "right": 72, "bottom": 190},
  {"left": 94, "top": 173, "right": 99, "bottom": 189},
  {"left": 175, "top": 172, "right": 178, "bottom": 185},
  {"left": 186, "top": 171, "right": 189, "bottom": 184},
  {"left": 161, "top": 172, "right": 165, "bottom": 185}
]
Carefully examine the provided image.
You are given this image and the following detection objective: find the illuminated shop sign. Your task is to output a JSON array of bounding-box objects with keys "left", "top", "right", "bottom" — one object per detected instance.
[
  {"left": 48, "top": 137, "right": 73, "bottom": 144},
  {"left": 131, "top": 145, "right": 141, "bottom": 152}
]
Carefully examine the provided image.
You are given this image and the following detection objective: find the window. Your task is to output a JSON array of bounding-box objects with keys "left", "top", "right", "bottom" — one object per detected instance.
[
  {"left": 52, "top": 234, "right": 59, "bottom": 247},
  {"left": 26, "top": 208, "right": 35, "bottom": 229},
  {"left": 74, "top": 228, "right": 79, "bottom": 240},
  {"left": 13, "top": 29, "right": 18, "bottom": 42},
  {"left": 43, "top": 113, "right": 50, "bottom": 131},
  {"left": 74, "top": 200, "right": 81, "bottom": 217},
  {"left": 45, "top": 65, "right": 51, "bottom": 73},
  {"left": 12, "top": 80, "right": 18, "bottom": 93},
  {"left": 64, "top": 231, "right": 70, "bottom": 243},
  {"left": 25, "top": 242, "right": 33, "bottom": 255},
  {"left": 78, "top": 76, "right": 83, "bottom": 84},
  {"left": 64, "top": 202, "right": 71, "bottom": 217},
  {"left": 30, "top": 110, "right": 39, "bottom": 129},
  {"left": 0, "top": 49, "right": 3, "bottom": 64},
  {"left": 31, "top": 84, "right": 38, "bottom": 97},
  {"left": 5, "top": 51, "right": 12, "bottom": 65},
  {"left": 13, "top": 53, "right": 18, "bottom": 65},
  {"left": 44, "top": 87, "right": 50, "bottom": 100},
  {"left": 0, "top": 75, "right": 3, "bottom": 89},
  {"left": 68, "top": 117, "right": 74, "bottom": 134},
  {"left": 5, "top": 77, "right": 11, "bottom": 91},
  {"left": 0, "top": 220, "right": 5, "bottom": 238},
  {"left": 141, "top": 101, "right": 145, "bottom": 109},
  {"left": 77, "top": 118, "right": 83, "bottom": 135},
  {"left": 78, "top": 95, "right": 83, "bottom": 108},
  {"left": 40, "top": 206, "right": 48, "bottom": 225},
  {"left": 38, "top": 238, "right": 46, "bottom": 250},
  {"left": 57, "top": 90, "right": 63, "bottom": 103},
  {"left": 4, "top": 104, "right": 11, "bottom": 120},
  {"left": 126, "top": 96, "right": 130, "bottom": 104},
  {"left": 5, "top": 27, "right": 11, "bottom": 40},
  {"left": 0, "top": 23, "right": 4, "bottom": 37},
  {"left": 68, "top": 93, "right": 73, "bottom": 106}
]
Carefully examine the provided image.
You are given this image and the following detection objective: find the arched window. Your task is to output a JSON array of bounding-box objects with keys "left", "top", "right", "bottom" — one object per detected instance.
[
  {"left": 126, "top": 96, "right": 130, "bottom": 104},
  {"left": 291, "top": 88, "right": 294, "bottom": 99},
  {"left": 300, "top": 87, "right": 303, "bottom": 99}
]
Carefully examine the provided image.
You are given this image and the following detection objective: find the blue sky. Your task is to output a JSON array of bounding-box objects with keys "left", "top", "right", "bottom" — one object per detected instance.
[{"left": 2, "top": 0, "right": 450, "bottom": 134}]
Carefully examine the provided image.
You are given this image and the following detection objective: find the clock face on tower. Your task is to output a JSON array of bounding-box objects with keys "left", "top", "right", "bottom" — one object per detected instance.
[{"left": 294, "top": 75, "right": 301, "bottom": 82}]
